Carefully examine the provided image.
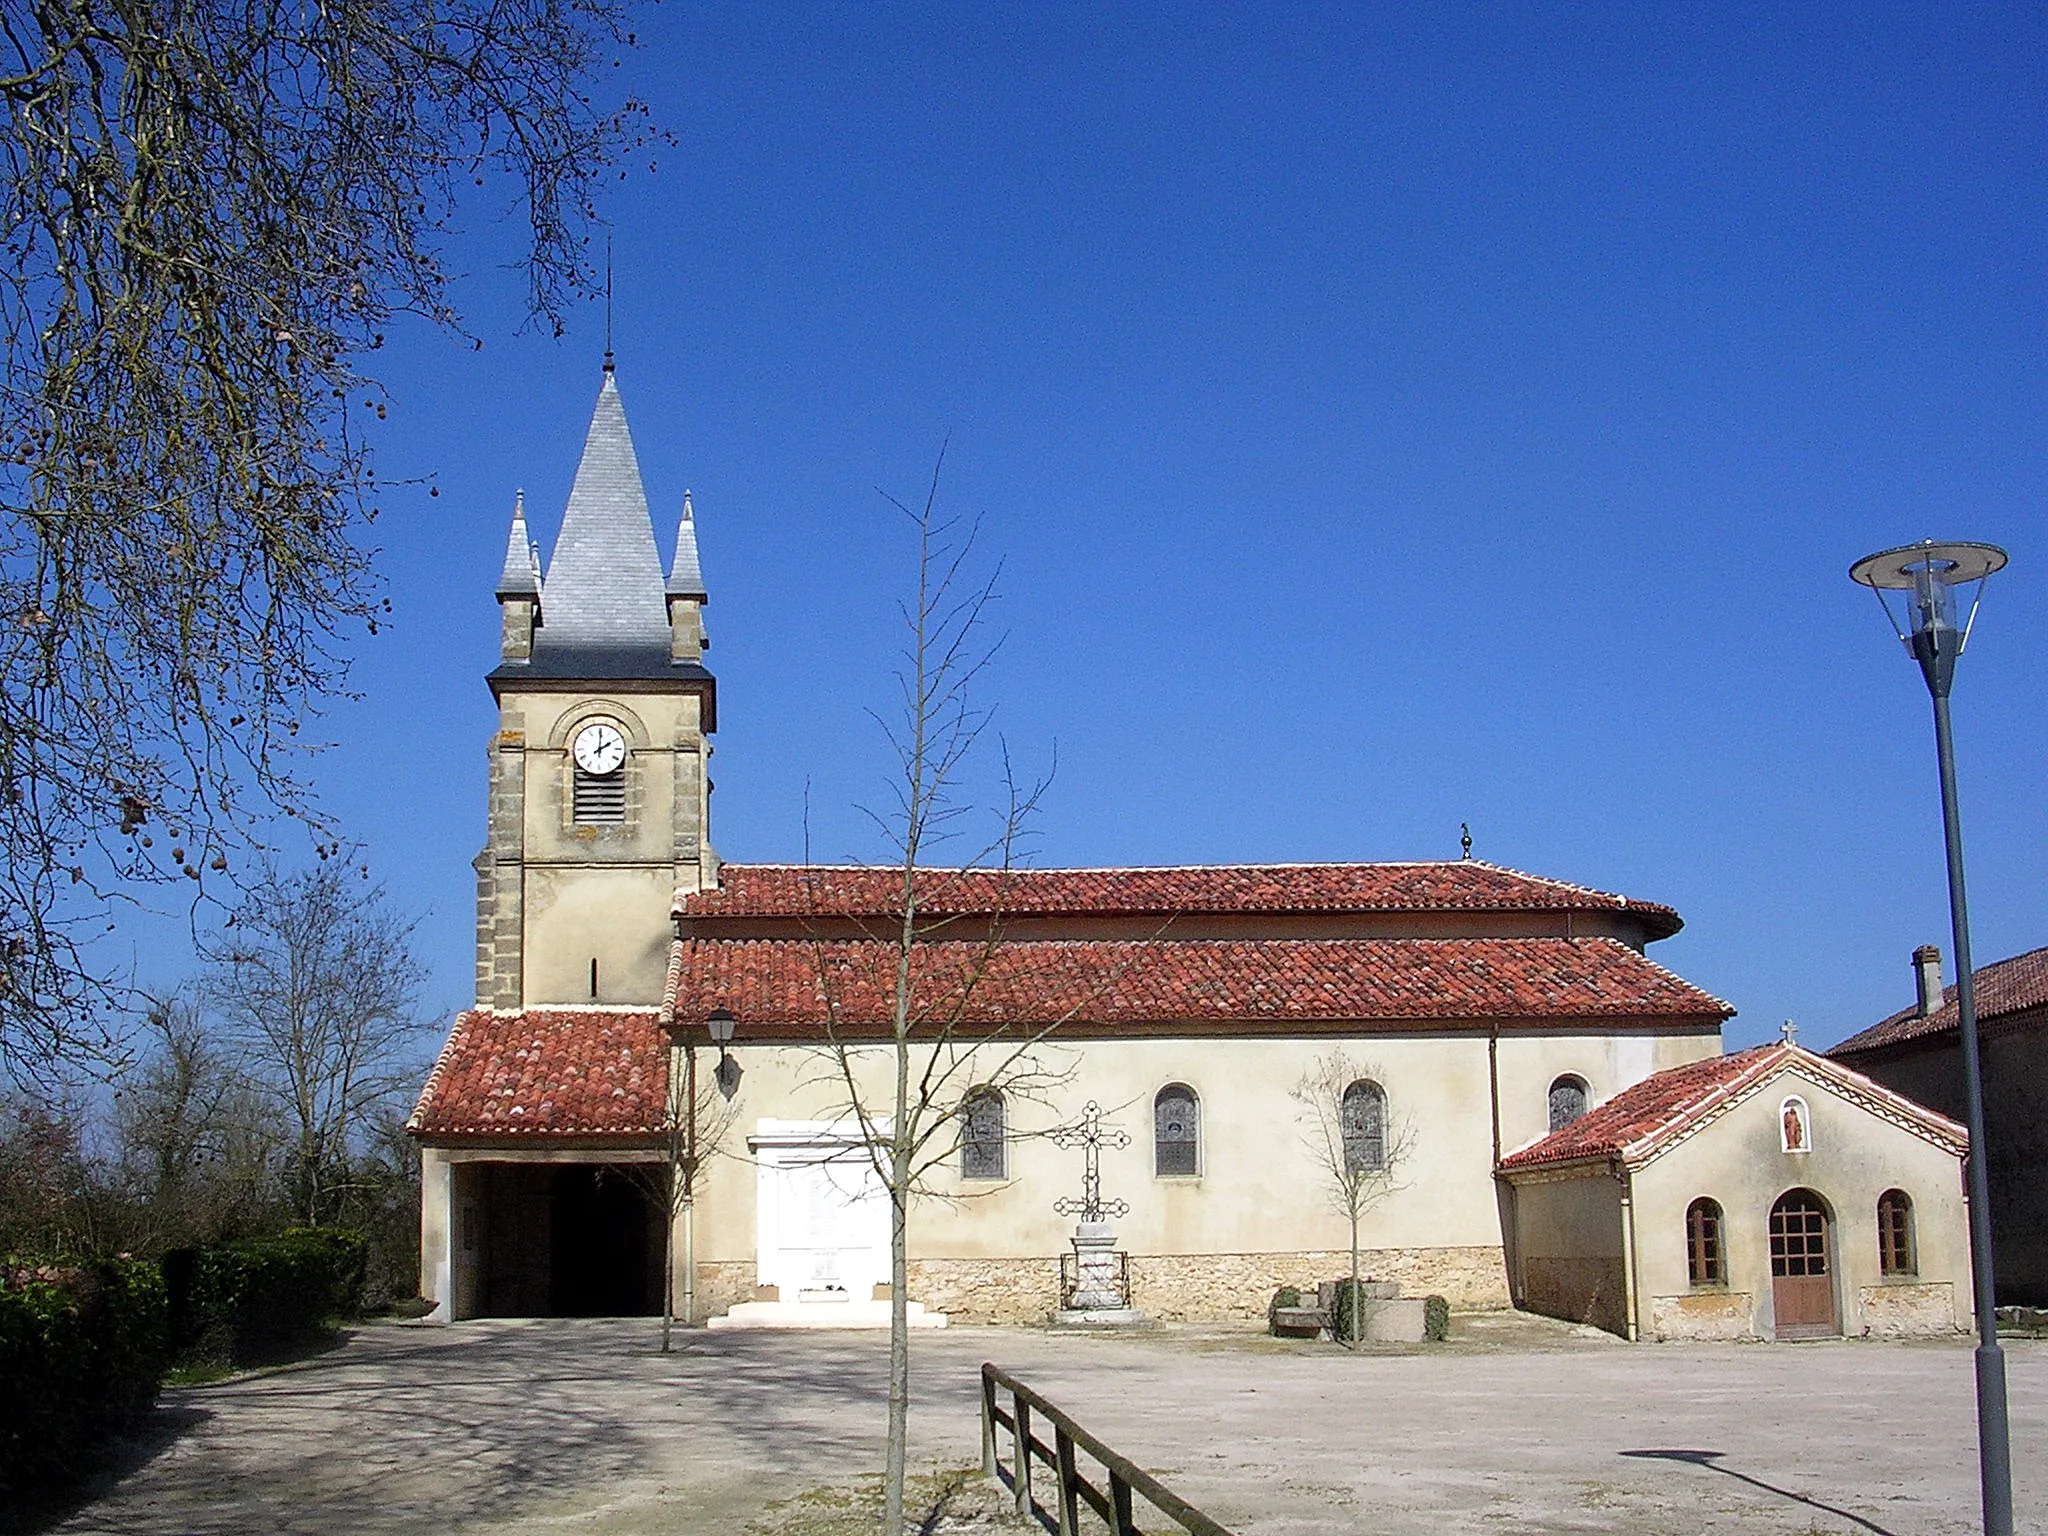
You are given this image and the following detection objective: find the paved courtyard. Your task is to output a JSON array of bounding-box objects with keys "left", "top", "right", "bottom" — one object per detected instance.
[{"left": 40, "top": 1314, "right": 2048, "bottom": 1535}]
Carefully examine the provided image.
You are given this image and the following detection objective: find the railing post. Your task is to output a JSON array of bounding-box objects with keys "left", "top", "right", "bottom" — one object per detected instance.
[
  {"left": 1055, "top": 1426, "right": 1078, "bottom": 1536},
  {"left": 1110, "top": 1470, "right": 1136, "bottom": 1536},
  {"left": 980, "top": 1369, "right": 997, "bottom": 1480},
  {"left": 1013, "top": 1393, "right": 1033, "bottom": 1519}
]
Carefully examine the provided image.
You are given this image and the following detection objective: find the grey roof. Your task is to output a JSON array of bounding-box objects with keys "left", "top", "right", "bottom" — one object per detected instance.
[
  {"left": 532, "top": 373, "right": 672, "bottom": 660},
  {"left": 495, "top": 492, "right": 540, "bottom": 597},
  {"left": 666, "top": 491, "right": 707, "bottom": 599}
]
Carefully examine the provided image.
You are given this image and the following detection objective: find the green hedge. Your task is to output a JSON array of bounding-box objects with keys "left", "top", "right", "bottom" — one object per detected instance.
[
  {"left": 0, "top": 1257, "right": 168, "bottom": 1499},
  {"left": 165, "top": 1227, "right": 367, "bottom": 1362},
  {"left": 1265, "top": 1284, "right": 1302, "bottom": 1334},
  {"left": 1424, "top": 1294, "right": 1451, "bottom": 1343}
]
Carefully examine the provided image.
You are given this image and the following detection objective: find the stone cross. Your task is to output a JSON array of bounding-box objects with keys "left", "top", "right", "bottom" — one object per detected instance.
[
  {"left": 1780, "top": 1018, "right": 1799, "bottom": 1045},
  {"left": 1052, "top": 1101, "right": 1129, "bottom": 1223}
]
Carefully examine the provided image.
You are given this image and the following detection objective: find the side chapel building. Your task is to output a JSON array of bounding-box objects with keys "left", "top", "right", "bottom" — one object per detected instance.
[{"left": 410, "top": 367, "right": 1977, "bottom": 1341}]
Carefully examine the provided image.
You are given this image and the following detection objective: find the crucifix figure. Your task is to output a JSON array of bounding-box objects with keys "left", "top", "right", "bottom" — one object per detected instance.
[{"left": 1052, "top": 1101, "right": 1130, "bottom": 1224}]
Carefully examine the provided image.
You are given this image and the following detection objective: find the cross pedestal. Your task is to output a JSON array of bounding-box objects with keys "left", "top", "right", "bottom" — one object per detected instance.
[{"left": 1050, "top": 1104, "right": 1148, "bottom": 1328}]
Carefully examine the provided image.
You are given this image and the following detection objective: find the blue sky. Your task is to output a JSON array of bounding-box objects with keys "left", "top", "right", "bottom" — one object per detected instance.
[{"left": 148, "top": 4, "right": 2047, "bottom": 1052}]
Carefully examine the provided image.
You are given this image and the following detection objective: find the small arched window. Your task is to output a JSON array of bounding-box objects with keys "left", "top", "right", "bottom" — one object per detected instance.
[
  {"left": 1685, "top": 1197, "right": 1726, "bottom": 1287},
  {"left": 1341, "top": 1080, "right": 1387, "bottom": 1173},
  {"left": 1548, "top": 1075, "right": 1589, "bottom": 1132},
  {"left": 1154, "top": 1084, "right": 1200, "bottom": 1176},
  {"left": 959, "top": 1088, "right": 1006, "bottom": 1179},
  {"left": 1877, "top": 1189, "right": 1917, "bottom": 1277}
]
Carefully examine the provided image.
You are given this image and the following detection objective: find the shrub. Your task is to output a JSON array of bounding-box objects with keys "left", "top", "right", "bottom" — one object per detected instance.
[
  {"left": 1329, "top": 1277, "right": 1371, "bottom": 1343},
  {"left": 1266, "top": 1284, "right": 1302, "bottom": 1334},
  {"left": 1424, "top": 1294, "right": 1451, "bottom": 1342},
  {"left": 0, "top": 1257, "right": 168, "bottom": 1500},
  {"left": 167, "top": 1227, "right": 368, "bottom": 1363}
]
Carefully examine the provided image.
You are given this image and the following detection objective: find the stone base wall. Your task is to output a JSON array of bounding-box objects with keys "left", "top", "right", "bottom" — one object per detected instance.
[
  {"left": 687, "top": 1261, "right": 759, "bottom": 1320},
  {"left": 1858, "top": 1281, "right": 1961, "bottom": 1338},
  {"left": 906, "top": 1258, "right": 1063, "bottom": 1324},
  {"left": 898, "top": 1247, "right": 1508, "bottom": 1324},
  {"left": 1649, "top": 1289, "right": 1753, "bottom": 1341}
]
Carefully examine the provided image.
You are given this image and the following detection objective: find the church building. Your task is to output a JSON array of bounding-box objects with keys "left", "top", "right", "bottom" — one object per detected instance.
[{"left": 410, "top": 368, "right": 1976, "bottom": 1340}]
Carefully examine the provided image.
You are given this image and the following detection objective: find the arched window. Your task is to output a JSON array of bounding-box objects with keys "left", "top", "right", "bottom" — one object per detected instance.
[
  {"left": 1685, "top": 1198, "right": 1726, "bottom": 1287},
  {"left": 1341, "top": 1080, "right": 1387, "bottom": 1173},
  {"left": 1548, "top": 1075, "right": 1589, "bottom": 1132},
  {"left": 959, "top": 1088, "right": 1006, "bottom": 1179},
  {"left": 1877, "top": 1189, "right": 1917, "bottom": 1277},
  {"left": 1154, "top": 1084, "right": 1200, "bottom": 1176}
]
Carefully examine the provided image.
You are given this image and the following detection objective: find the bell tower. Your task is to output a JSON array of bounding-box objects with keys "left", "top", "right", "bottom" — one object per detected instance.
[{"left": 475, "top": 363, "right": 717, "bottom": 1010}]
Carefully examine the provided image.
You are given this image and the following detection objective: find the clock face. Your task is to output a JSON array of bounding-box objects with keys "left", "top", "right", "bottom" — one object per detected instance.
[{"left": 572, "top": 721, "right": 627, "bottom": 775}]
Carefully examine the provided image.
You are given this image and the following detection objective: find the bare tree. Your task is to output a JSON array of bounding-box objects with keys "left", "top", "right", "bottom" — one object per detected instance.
[
  {"left": 200, "top": 863, "right": 428, "bottom": 1227},
  {"left": 798, "top": 457, "right": 1088, "bottom": 1536},
  {"left": 112, "top": 990, "right": 274, "bottom": 1246},
  {"left": 1291, "top": 1050, "right": 1413, "bottom": 1348},
  {"left": 0, "top": 0, "right": 659, "bottom": 1083}
]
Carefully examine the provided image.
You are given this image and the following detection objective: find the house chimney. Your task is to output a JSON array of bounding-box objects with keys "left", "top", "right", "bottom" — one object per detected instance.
[{"left": 1913, "top": 944, "right": 1944, "bottom": 1017}]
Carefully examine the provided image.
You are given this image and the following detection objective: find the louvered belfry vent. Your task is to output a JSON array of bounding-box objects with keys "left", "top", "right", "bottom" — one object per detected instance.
[{"left": 574, "top": 765, "right": 626, "bottom": 824}]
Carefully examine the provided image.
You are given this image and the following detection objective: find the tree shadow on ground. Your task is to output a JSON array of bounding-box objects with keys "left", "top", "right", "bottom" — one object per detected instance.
[
  {"left": 1619, "top": 1449, "right": 1902, "bottom": 1536},
  {"left": 2, "top": 1407, "right": 214, "bottom": 1536}
]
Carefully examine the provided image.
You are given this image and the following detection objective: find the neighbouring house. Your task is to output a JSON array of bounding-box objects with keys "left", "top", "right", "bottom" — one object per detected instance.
[
  {"left": 1830, "top": 943, "right": 2048, "bottom": 1305},
  {"left": 1497, "top": 1041, "right": 1971, "bottom": 1340},
  {"left": 406, "top": 364, "right": 1974, "bottom": 1336}
]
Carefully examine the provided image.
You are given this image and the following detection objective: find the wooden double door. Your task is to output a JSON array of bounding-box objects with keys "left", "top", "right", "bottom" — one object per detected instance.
[{"left": 1770, "top": 1189, "right": 1840, "bottom": 1339}]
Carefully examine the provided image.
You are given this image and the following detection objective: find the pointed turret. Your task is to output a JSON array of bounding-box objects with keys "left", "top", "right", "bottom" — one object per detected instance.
[
  {"left": 666, "top": 491, "right": 707, "bottom": 599},
  {"left": 495, "top": 491, "right": 542, "bottom": 661},
  {"left": 665, "top": 491, "right": 709, "bottom": 662},
  {"left": 530, "top": 370, "right": 671, "bottom": 666}
]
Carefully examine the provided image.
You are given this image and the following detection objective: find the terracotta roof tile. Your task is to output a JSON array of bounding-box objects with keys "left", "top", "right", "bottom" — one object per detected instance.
[
  {"left": 676, "top": 862, "right": 1684, "bottom": 936},
  {"left": 662, "top": 935, "right": 1729, "bottom": 1030},
  {"left": 1829, "top": 944, "right": 2048, "bottom": 1059},
  {"left": 409, "top": 1009, "right": 669, "bottom": 1139},
  {"left": 1498, "top": 1043, "right": 1967, "bottom": 1171}
]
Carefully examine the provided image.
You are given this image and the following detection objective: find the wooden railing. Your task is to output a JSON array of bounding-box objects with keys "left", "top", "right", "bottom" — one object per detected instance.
[{"left": 980, "top": 1363, "right": 1236, "bottom": 1536}]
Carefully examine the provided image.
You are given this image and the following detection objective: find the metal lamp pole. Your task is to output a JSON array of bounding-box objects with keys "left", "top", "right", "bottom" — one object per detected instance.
[{"left": 1851, "top": 540, "right": 2011, "bottom": 1536}]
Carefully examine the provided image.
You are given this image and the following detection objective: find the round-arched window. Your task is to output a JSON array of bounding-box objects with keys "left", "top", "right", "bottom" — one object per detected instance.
[
  {"left": 1548, "top": 1075, "right": 1589, "bottom": 1132},
  {"left": 1154, "top": 1084, "right": 1200, "bottom": 1176},
  {"left": 1341, "top": 1080, "right": 1387, "bottom": 1172}
]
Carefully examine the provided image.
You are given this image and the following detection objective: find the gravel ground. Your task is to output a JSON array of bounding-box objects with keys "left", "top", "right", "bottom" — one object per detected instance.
[{"left": 30, "top": 1311, "right": 2046, "bottom": 1536}]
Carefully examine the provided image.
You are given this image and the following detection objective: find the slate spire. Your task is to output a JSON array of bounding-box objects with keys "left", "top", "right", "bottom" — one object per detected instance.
[
  {"left": 532, "top": 370, "right": 671, "bottom": 660},
  {"left": 666, "top": 491, "right": 707, "bottom": 600}
]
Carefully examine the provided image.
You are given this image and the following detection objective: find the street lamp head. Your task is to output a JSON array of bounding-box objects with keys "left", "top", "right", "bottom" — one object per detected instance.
[
  {"left": 705, "top": 1006, "right": 736, "bottom": 1046},
  {"left": 1849, "top": 540, "right": 2007, "bottom": 699}
]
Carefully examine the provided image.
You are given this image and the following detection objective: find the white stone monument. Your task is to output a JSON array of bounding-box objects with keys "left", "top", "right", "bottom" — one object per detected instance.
[{"left": 1051, "top": 1102, "right": 1148, "bottom": 1327}]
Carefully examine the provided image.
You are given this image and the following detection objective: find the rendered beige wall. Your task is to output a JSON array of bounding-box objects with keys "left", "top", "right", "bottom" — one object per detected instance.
[
  {"left": 675, "top": 1027, "right": 1713, "bottom": 1318},
  {"left": 1627, "top": 1065, "right": 1971, "bottom": 1340}
]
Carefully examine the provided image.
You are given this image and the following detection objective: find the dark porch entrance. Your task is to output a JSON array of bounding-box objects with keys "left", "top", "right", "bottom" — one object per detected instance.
[{"left": 459, "top": 1161, "right": 664, "bottom": 1318}]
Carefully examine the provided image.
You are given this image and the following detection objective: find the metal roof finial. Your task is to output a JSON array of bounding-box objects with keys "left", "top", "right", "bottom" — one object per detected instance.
[
  {"left": 1460, "top": 823, "right": 1472, "bottom": 861},
  {"left": 602, "top": 234, "right": 615, "bottom": 375}
]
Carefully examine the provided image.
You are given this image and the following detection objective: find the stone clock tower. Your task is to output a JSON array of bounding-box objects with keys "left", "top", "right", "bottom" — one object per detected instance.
[{"left": 474, "top": 362, "right": 716, "bottom": 1010}]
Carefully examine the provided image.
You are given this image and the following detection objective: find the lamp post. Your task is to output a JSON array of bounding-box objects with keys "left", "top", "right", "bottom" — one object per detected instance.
[
  {"left": 1849, "top": 539, "right": 2010, "bottom": 1536},
  {"left": 668, "top": 1007, "right": 741, "bottom": 1332}
]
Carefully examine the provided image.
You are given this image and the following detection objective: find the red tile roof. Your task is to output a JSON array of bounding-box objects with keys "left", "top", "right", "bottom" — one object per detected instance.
[
  {"left": 660, "top": 935, "right": 1729, "bottom": 1032},
  {"left": 1498, "top": 1043, "right": 1967, "bottom": 1172},
  {"left": 409, "top": 1010, "right": 669, "bottom": 1139},
  {"left": 677, "top": 862, "right": 1684, "bottom": 937},
  {"left": 1829, "top": 944, "right": 2048, "bottom": 1059}
]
